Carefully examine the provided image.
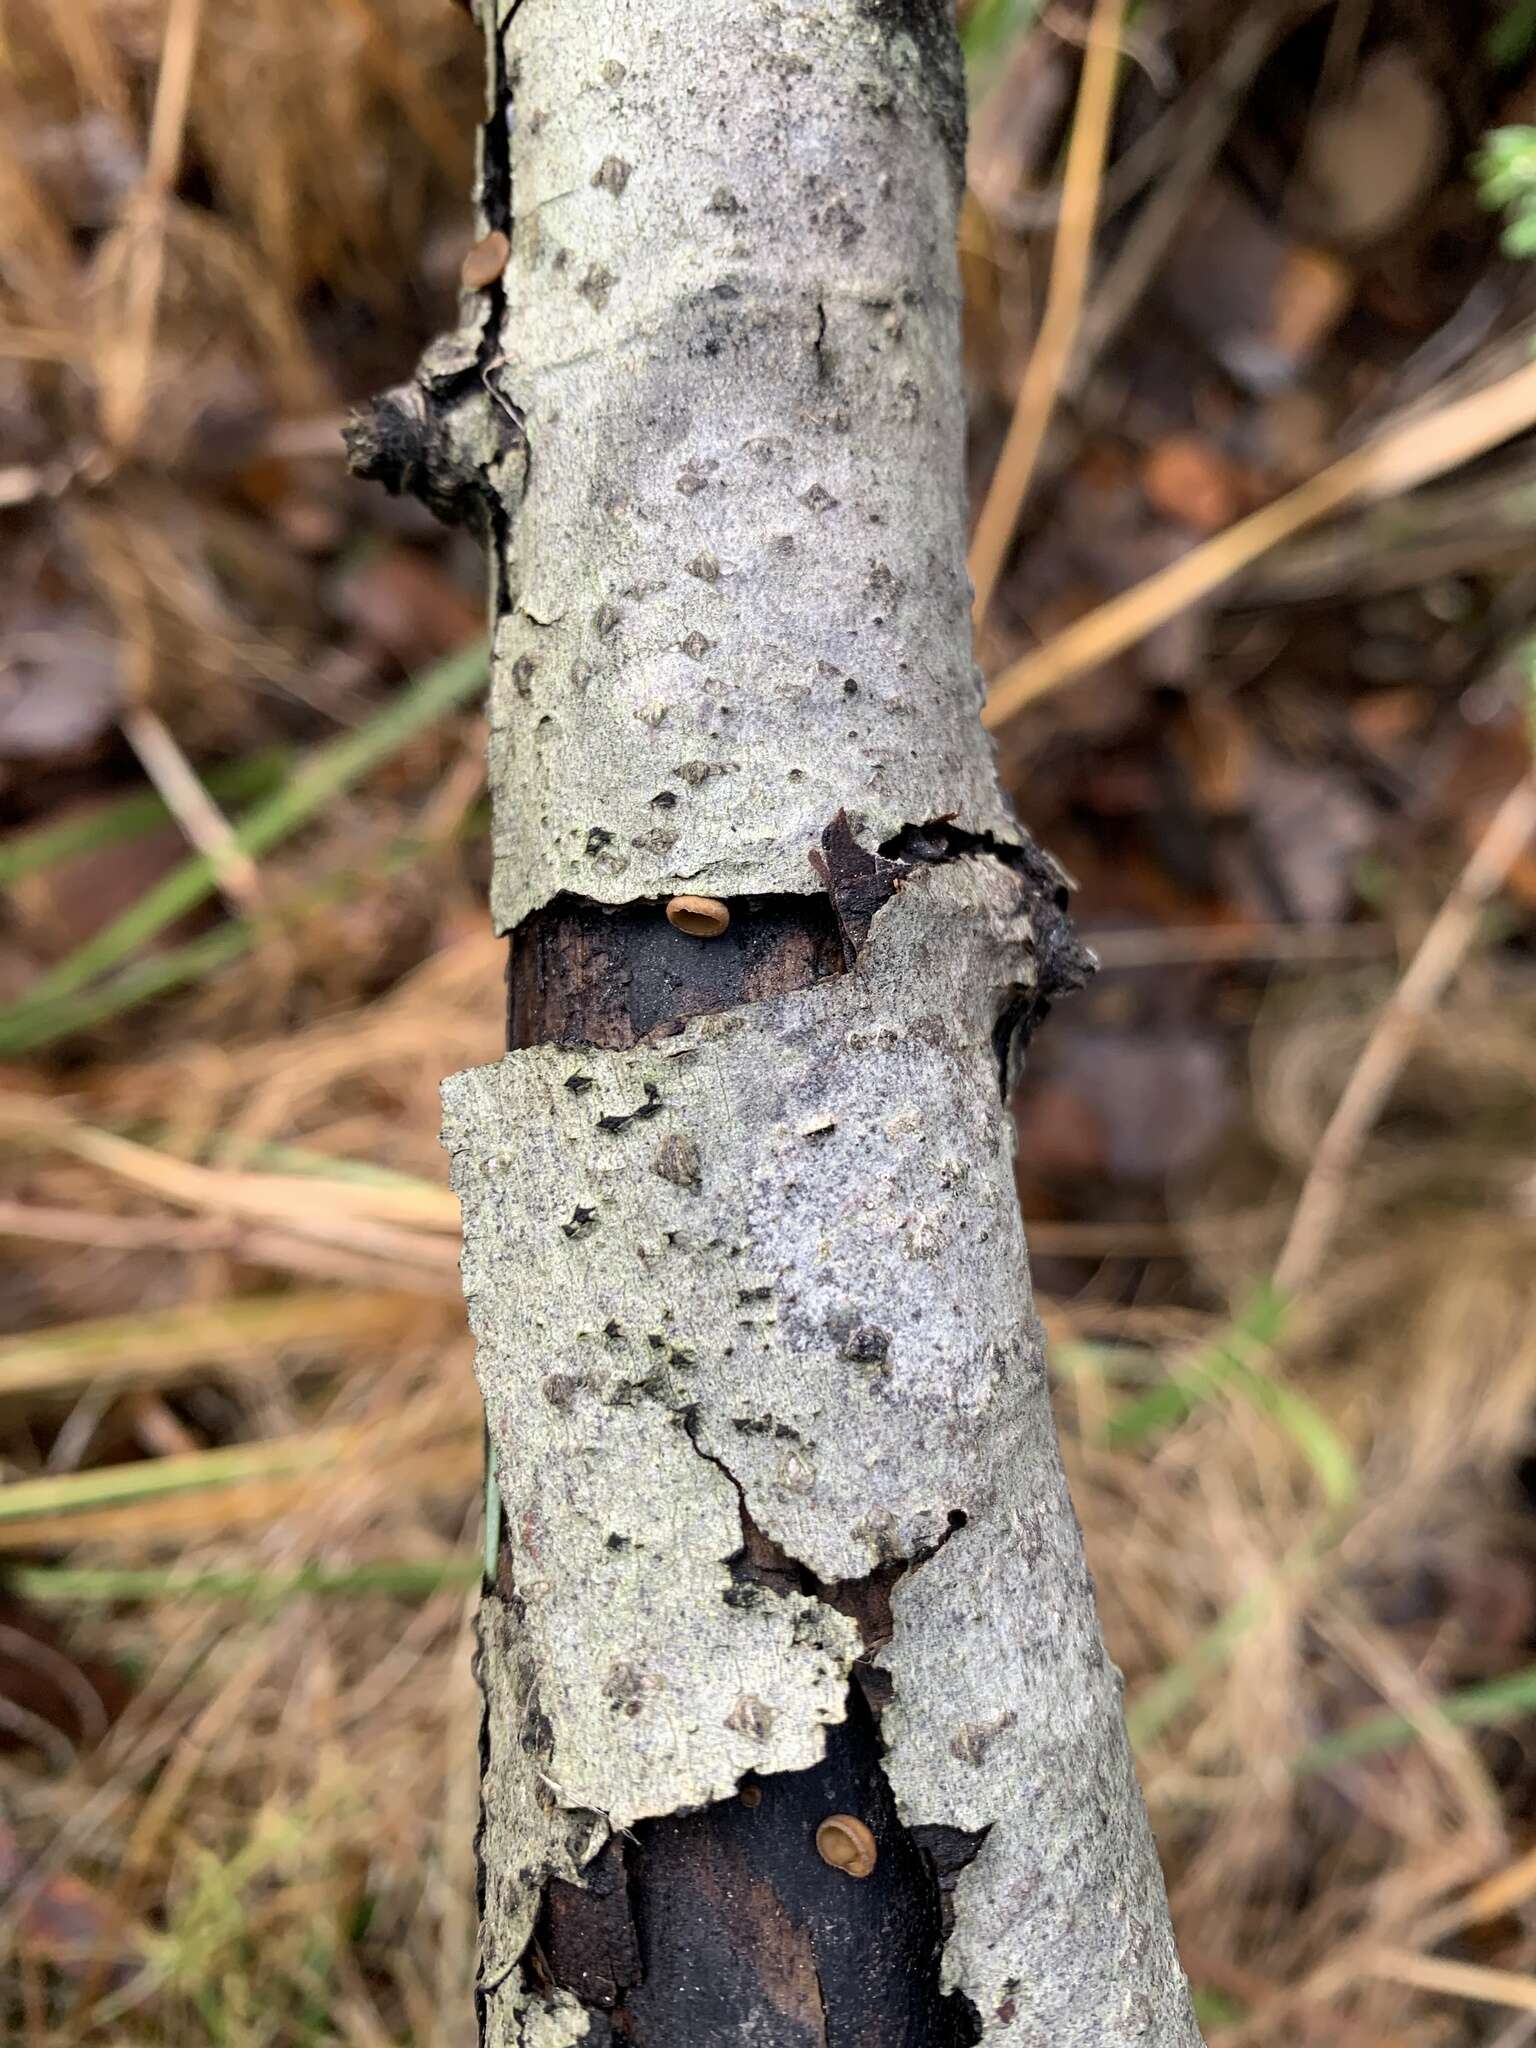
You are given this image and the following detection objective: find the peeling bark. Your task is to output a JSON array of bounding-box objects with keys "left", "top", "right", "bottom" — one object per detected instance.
[{"left": 355, "top": 0, "right": 1204, "bottom": 2041}]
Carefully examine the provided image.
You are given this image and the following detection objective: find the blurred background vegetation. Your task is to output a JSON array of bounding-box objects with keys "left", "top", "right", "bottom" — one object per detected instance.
[{"left": 3, "top": 0, "right": 1536, "bottom": 2041}]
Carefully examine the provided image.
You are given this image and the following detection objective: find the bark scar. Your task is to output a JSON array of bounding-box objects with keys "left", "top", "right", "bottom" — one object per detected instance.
[
  {"left": 807, "top": 808, "right": 912, "bottom": 964},
  {"left": 810, "top": 808, "right": 1093, "bottom": 1091}
]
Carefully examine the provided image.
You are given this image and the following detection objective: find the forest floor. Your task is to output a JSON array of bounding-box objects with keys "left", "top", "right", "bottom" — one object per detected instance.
[{"left": 3, "top": 2, "right": 1536, "bottom": 2042}]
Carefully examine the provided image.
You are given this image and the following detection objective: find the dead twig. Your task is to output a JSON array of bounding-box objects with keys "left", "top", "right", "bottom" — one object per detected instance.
[
  {"left": 98, "top": 0, "right": 204, "bottom": 453},
  {"left": 1418, "top": 1842, "right": 1536, "bottom": 1947},
  {"left": 1067, "top": 0, "right": 1320, "bottom": 404},
  {"left": 1091, "top": 923, "right": 1396, "bottom": 969},
  {"left": 1365, "top": 1950, "right": 1536, "bottom": 2020},
  {"left": 984, "top": 355, "right": 1536, "bottom": 725},
  {"left": 990, "top": 102, "right": 1179, "bottom": 236},
  {"left": 1273, "top": 770, "right": 1536, "bottom": 1297},
  {"left": 968, "top": 0, "right": 1128, "bottom": 630},
  {"left": 973, "top": 1, "right": 1314, "bottom": 601},
  {"left": 120, "top": 704, "right": 262, "bottom": 910},
  {"left": 1242, "top": 444, "right": 1536, "bottom": 604}
]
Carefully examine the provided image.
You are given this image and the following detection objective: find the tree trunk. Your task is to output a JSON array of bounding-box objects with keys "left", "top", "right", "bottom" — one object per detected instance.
[{"left": 351, "top": 2, "right": 1204, "bottom": 2042}]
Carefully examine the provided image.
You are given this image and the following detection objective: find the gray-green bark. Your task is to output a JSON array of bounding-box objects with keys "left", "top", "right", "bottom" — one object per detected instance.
[{"left": 421, "top": 1, "right": 1202, "bottom": 2041}]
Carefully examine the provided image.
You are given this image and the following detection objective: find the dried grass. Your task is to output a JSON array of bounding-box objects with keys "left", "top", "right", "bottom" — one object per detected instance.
[{"left": 4, "top": 4, "right": 1536, "bottom": 2044}]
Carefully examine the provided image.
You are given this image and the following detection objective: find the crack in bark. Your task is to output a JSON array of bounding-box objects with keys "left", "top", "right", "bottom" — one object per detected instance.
[
  {"left": 812, "top": 296, "right": 830, "bottom": 385},
  {"left": 454, "top": 836, "right": 1186, "bottom": 2043},
  {"left": 457, "top": 791, "right": 1128, "bottom": 2044},
  {"left": 479, "top": 3, "right": 518, "bottom": 624},
  {"left": 509, "top": 810, "right": 1088, "bottom": 1062}
]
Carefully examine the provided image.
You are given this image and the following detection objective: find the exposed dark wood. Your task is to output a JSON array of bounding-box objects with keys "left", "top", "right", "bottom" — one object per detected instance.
[
  {"left": 507, "top": 889, "right": 844, "bottom": 1050},
  {"left": 536, "top": 1837, "right": 641, "bottom": 2013},
  {"left": 614, "top": 1693, "right": 976, "bottom": 2048}
]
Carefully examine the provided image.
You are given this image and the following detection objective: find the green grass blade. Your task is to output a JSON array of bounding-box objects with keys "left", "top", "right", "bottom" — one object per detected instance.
[
  {"left": 0, "top": 1289, "right": 419, "bottom": 1401},
  {"left": 0, "top": 923, "right": 256, "bottom": 1054},
  {"left": 962, "top": 0, "right": 1042, "bottom": 67},
  {"left": 1290, "top": 1662, "right": 1536, "bottom": 1777},
  {"left": 5, "top": 1557, "right": 480, "bottom": 1604},
  {"left": 0, "top": 832, "right": 425, "bottom": 1054},
  {"left": 1192, "top": 1988, "right": 1245, "bottom": 2029},
  {"left": 1101, "top": 1280, "right": 1357, "bottom": 1508},
  {"left": 1102, "top": 1283, "right": 1289, "bottom": 1446},
  {"left": 1127, "top": 1574, "right": 1286, "bottom": 1748},
  {"left": 207, "top": 1138, "right": 446, "bottom": 1193},
  {"left": 0, "top": 1434, "right": 342, "bottom": 1522},
  {"left": 2, "top": 642, "right": 487, "bottom": 1029},
  {"left": 1126, "top": 1533, "right": 1331, "bottom": 1748},
  {"left": 1488, "top": 4, "right": 1536, "bottom": 71},
  {"left": 1223, "top": 1361, "right": 1357, "bottom": 1510},
  {"left": 0, "top": 751, "right": 290, "bottom": 887}
]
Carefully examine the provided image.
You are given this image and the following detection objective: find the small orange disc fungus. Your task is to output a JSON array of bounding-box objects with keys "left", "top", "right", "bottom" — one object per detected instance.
[
  {"left": 815, "top": 1814, "right": 877, "bottom": 1878},
  {"left": 460, "top": 230, "right": 510, "bottom": 290},
  {"left": 665, "top": 894, "right": 730, "bottom": 938}
]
